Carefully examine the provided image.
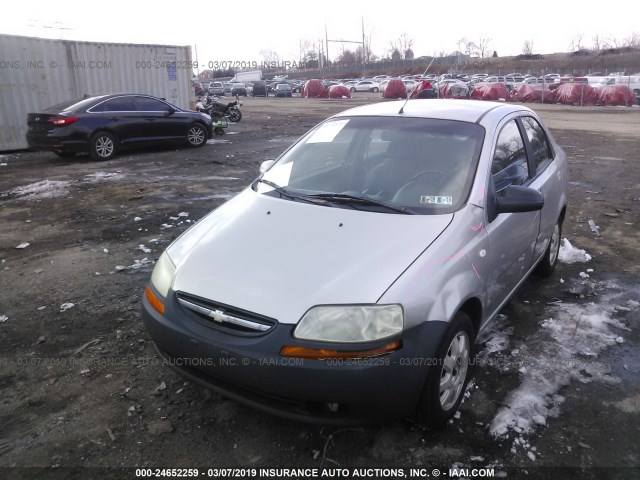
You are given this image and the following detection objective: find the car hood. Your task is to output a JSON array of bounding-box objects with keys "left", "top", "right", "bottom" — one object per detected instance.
[{"left": 169, "top": 189, "right": 453, "bottom": 324}]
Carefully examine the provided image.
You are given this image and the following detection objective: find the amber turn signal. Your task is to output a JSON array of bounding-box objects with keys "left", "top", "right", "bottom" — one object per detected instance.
[
  {"left": 280, "top": 340, "right": 401, "bottom": 360},
  {"left": 145, "top": 285, "right": 165, "bottom": 314}
]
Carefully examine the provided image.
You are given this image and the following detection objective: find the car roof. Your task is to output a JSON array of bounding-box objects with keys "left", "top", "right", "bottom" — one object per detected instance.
[{"left": 334, "top": 99, "right": 530, "bottom": 123}]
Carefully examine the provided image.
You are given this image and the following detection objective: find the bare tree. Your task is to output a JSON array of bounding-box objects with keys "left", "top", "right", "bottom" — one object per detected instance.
[
  {"left": 456, "top": 37, "right": 467, "bottom": 55},
  {"left": 624, "top": 31, "right": 640, "bottom": 47},
  {"left": 464, "top": 40, "right": 478, "bottom": 57},
  {"left": 260, "top": 49, "right": 280, "bottom": 65},
  {"left": 522, "top": 40, "right": 534, "bottom": 56},
  {"left": 389, "top": 33, "right": 414, "bottom": 60},
  {"left": 363, "top": 26, "right": 375, "bottom": 63},
  {"left": 569, "top": 34, "right": 584, "bottom": 52},
  {"left": 592, "top": 34, "right": 602, "bottom": 51},
  {"left": 398, "top": 33, "right": 414, "bottom": 56},
  {"left": 477, "top": 37, "right": 491, "bottom": 58},
  {"left": 405, "top": 48, "right": 414, "bottom": 60},
  {"left": 337, "top": 49, "right": 357, "bottom": 66}
]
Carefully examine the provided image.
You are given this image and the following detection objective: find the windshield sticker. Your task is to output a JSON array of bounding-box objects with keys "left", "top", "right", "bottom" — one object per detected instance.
[
  {"left": 420, "top": 195, "right": 453, "bottom": 205},
  {"left": 258, "top": 162, "right": 293, "bottom": 192},
  {"left": 306, "top": 119, "right": 350, "bottom": 144}
]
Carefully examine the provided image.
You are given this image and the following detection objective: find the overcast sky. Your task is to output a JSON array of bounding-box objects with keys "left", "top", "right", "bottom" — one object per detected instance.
[{"left": 1, "top": 1, "right": 639, "bottom": 69}]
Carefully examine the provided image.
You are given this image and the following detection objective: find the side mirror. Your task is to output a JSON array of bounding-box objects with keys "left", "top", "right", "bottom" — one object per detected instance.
[
  {"left": 259, "top": 160, "right": 275, "bottom": 174},
  {"left": 496, "top": 185, "right": 544, "bottom": 214},
  {"left": 166, "top": 107, "right": 176, "bottom": 116}
]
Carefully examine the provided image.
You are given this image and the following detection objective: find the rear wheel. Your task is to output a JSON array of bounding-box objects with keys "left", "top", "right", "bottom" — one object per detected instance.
[
  {"left": 372, "top": 87, "right": 379, "bottom": 93},
  {"left": 417, "top": 312, "right": 474, "bottom": 427},
  {"left": 535, "top": 216, "right": 563, "bottom": 277},
  {"left": 90, "top": 132, "right": 117, "bottom": 161},
  {"left": 227, "top": 109, "right": 242, "bottom": 123},
  {"left": 187, "top": 124, "right": 207, "bottom": 147},
  {"left": 214, "top": 127, "right": 225, "bottom": 136}
]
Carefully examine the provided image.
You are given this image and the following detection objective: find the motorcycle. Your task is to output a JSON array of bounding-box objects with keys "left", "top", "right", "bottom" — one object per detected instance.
[{"left": 199, "top": 94, "right": 242, "bottom": 123}]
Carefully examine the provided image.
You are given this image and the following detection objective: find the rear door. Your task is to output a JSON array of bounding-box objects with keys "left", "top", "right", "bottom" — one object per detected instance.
[
  {"left": 520, "top": 116, "right": 563, "bottom": 261},
  {"left": 98, "top": 96, "right": 141, "bottom": 145}
]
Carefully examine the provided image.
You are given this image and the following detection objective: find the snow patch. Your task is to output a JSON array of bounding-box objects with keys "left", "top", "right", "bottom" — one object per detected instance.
[
  {"left": 558, "top": 238, "right": 592, "bottom": 264},
  {"left": 6, "top": 180, "right": 71, "bottom": 200},
  {"left": 477, "top": 314, "right": 513, "bottom": 356},
  {"left": 84, "top": 171, "right": 125, "bottom": 182},
  {"left": 489, "top": 297, "right": 628, "bottom": 438},
  {"left": 59, "top": 303, "right": 75, "bottom": 312}
]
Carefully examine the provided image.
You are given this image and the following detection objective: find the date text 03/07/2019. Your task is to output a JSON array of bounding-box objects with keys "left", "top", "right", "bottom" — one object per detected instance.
[{"left": 204, "top": 60, "right": 300, "bottom": 70}]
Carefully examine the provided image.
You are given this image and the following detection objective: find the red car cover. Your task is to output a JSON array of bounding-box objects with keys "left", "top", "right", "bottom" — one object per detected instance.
[
  {"left": 554, "top": 82, "right": 597, "bottom": 105},
  {"left": 383, "top": 79, "right": 407, "bottom": 99},
  {"left": 439, "top": 82, "right": 469, "bottom": 99},
  {"left": 410, "top": 80, "right": 433, "bottom": 99},
  {"left": 328, "top": 84, "right": 351, "bottom": 98},
  {"left": 510, "top": 84, "right": 555, "bottom": 104},
  {"left": 470, "top": 82, "right": 510, "bottom": 101},
  {"left": 302, "top": 79, "right": 328, "bottom": 98},
  {"left": 596, "top": 85, "right": 637, "bottom": 106}
]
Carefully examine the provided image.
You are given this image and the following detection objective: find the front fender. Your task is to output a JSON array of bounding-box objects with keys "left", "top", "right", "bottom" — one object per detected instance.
[{"left": 379, "top": 205, "right": 489, "bottom": 329}]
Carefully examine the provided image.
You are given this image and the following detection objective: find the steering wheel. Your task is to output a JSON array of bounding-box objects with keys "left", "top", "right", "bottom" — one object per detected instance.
[
  {"left": 392, "top": 170, "right": 454, "bottom": 205},
  {"left": 412, "top": 170, "right": 454, "bottom": 186}
]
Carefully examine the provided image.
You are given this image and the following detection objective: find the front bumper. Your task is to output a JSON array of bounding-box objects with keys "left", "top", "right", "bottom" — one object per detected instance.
[{"left": 141, "top": 288, "right": 449, "bottom": 424}]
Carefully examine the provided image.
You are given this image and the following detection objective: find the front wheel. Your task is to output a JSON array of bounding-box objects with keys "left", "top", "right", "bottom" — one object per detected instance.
[
  {"left": 417, "top": 312, "right": 474, "bottom": 427},
  {"left": 227, "top": 109, "right": 242, "bottom": 123},
  {"left": 372, "top": 87, "right": 379, "bottom": 93},
  {"left": 187, "top": 124, "right": 207, "bottom": 147},
  {"left": 350, "top": 87, "right": 356, "bottom": 93},
  {"left": 534, "top": 216, "right": 562, "bottom": 276},
  {"left": 90, "top": 132, "right": 117, "bottom": 161}
]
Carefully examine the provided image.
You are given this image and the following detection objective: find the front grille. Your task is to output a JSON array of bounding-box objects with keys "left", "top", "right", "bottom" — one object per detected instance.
[{"left": 176, "top": 292, "right": 277, "bottom": 335}]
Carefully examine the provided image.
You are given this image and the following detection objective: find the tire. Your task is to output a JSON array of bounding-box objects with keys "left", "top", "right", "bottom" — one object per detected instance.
[
  {"left": 350, "top": 87, "right": 356, "bottom": 93},
  {"left": 54, "top": 150, "right": 76, "bottom": 158},
  {"left": 227, "top": 109, "right": 242, "bottom": 123},
  {"left": 89, "top": 132, "right": 117, "bottom": 161},
  {"left": 372, "top": 87, "right": 379, "bottom": 93},
  {"left": 417, "top": 311, "right": 475, "bottom": 427},
  {"left": 187, "top": 123, "right": 207, "bottom": 147},
  {"left": 214, "top": 127, "right": 225, "bottom": 136},
  {"left": 534, "top": 216, "right": 563, "bottom": 277}
]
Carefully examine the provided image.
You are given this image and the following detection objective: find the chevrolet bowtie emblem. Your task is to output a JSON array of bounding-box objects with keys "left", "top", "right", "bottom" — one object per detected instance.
[{"left": 209, "top": 309, "right": 227, "bottom": 323}]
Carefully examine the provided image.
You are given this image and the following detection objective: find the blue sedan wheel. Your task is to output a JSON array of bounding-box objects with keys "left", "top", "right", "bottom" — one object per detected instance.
[{"left": 90, "top": 132, "right": 117, "bottom": 161}]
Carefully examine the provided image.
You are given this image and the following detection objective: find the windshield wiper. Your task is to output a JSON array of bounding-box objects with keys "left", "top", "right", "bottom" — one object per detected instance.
[
  {"left": 308, "top": 193, "right": 416, "bottom": 214},
  {"left": 257, "top": 179, "right": 325, "bottom": 205}
]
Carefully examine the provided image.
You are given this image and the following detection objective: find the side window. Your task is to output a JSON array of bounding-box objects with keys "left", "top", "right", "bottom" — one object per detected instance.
[
  {"left": 103, "top": 97, "right": 137, "bottom": 112},
  {"left": 521, "top": 116, "right": 553, "bottom": 173},
  {"left": 492, "top": 119, "right": 528, "bottom": 193},
  {"left": 135, "top": 96, "right": 171, "bottom": 112},
  {"left": 88, "top": 102, "right": 105, "bottom": 112}
]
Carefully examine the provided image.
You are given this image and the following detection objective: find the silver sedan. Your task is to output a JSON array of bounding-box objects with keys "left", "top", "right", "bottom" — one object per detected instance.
[{"left": 142, "top": 99, "right": 567, "bottom": 426}]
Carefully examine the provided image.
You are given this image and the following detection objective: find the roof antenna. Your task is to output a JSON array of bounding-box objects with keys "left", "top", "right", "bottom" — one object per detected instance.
[{"left": 398, "top": 56, "right": 436, "bottom": 114}]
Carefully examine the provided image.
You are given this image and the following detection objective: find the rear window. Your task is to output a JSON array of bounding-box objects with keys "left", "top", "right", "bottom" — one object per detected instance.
[{"left": 43, "top": 96, "right": 106, "bottom": 113}]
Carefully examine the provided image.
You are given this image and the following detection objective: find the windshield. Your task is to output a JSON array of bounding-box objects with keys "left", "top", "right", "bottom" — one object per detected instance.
[{"left": 255, "top": 116, "right": 485, "bottom": 214}]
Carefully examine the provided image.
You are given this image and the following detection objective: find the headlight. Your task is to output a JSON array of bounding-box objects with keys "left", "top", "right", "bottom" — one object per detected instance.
[
  {"left": 150, "top": 251, "right": 176, "bottom": 297},
  {"left": 294, "top": 305, "right": 403, "bottom": 343}
]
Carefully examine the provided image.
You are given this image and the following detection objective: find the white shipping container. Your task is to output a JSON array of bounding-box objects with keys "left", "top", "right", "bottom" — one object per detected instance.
[{"left": 0, "top": 34, "right": 194, "bottom": 151}]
